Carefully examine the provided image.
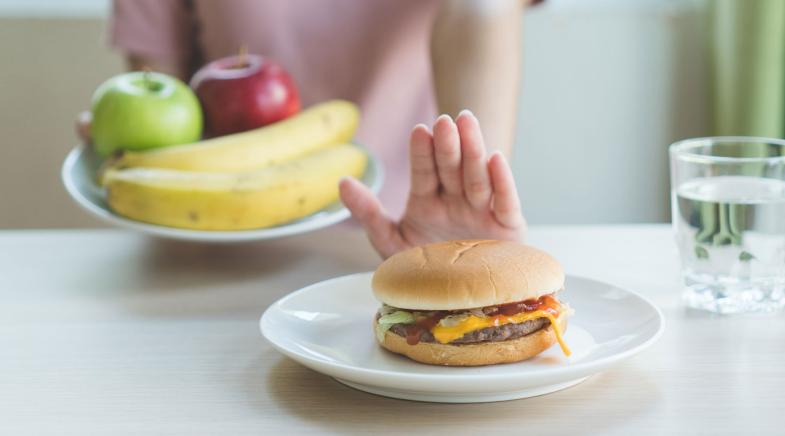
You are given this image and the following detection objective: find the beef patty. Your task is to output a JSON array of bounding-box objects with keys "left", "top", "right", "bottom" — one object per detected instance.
[{"left": 388, "top": 317, "right": 550, "bottom": 345}]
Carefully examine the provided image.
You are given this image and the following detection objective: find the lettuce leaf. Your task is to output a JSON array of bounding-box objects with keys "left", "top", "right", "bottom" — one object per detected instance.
[{"left": 375, "top": 310, "right": 415, "bottom": 342}]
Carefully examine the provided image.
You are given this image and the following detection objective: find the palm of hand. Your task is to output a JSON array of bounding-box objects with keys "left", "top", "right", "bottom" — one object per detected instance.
[
  {"left": 399, "top": 192, "right": 521, "bottom": 248},
  {"left": 340, "top": 110, "right": 526, "bottom": 258}
]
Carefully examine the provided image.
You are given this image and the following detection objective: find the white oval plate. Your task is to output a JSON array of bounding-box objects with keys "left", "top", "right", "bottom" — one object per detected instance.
[
  {"left": 61, "top": 145, "right": 383, "bottom": 242},
  {"left": 261, "top": 273, "right": 664, "bottom": 403}
]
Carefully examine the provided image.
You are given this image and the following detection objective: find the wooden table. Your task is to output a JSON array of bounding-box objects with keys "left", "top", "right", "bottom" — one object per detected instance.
[{"left": 1, "top": 225, "right": 783, "bottom": 435}]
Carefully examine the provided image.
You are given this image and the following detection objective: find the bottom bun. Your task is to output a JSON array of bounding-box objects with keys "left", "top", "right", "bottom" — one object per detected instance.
[{"left": 379, "top": 313, "right": 568, "bottom": 366}]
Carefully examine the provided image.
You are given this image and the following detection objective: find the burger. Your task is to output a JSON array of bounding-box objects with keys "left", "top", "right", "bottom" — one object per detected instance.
[{"left": 372, "top": 240, "right": 571, "bottom": 366}]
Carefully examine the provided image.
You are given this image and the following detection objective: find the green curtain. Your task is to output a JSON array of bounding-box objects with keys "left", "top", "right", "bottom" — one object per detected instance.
[
  {"left": 712, "top": 0, "right": 785, "bottom": 137},
  {"left": 694, "top": 2, "right": 785, "bottom": 252}
]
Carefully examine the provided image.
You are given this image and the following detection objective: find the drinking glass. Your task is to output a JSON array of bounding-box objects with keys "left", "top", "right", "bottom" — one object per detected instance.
[{"left": 669, "top": 137, "right": 785, "bottom": 314}]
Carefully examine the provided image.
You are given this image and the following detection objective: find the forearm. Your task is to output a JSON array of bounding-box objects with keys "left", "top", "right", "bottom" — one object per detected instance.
[{"left": 431, "top": 0, "right": 523, "bottom": 155}]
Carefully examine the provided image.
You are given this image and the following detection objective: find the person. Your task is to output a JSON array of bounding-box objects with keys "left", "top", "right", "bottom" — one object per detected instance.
[{"left": 88, "top": 0, "right": 529, "bottom": 258}]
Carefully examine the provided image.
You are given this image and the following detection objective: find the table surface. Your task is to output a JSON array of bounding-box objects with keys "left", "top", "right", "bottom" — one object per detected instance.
[{"left": 1, "top": 225, "right": 783, "bottom": 435}]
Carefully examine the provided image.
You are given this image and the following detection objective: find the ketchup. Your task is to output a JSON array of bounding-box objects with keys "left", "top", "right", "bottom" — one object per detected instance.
[
  {"left": 402, "top": 295, "right": 560, "bottom": 345},
  {"left": 496, "top": 294, "right": 559, "bottom": 316},
  {"left": 404, "top": 325, "right": 423, "bottom": 345},
  {"left": 405, "top": 312, "right": 447, "bottom": 345}
]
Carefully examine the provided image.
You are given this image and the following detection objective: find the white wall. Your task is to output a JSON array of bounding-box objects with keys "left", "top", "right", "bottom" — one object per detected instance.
[
  {"left": 514, "top": 0, "right": 709, "bottom": 224},
  {"left": 0, "top": 0, "right": 107, "bottom": 17}
]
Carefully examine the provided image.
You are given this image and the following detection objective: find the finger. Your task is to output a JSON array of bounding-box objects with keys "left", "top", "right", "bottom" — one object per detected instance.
[
  {"left": 409, "top": 124, "right": 438, "bottom": 197},
  {"left": 76, "top": 111, "right": 92, "bottom": 144},
  {"left": 432, "top": 114, "right": 463, "bottom": 195},
  {"left": 488, "top": 152, "right": 523, "bottom": 229},
  {"left": 456, "top": 110, "right": 491, "bottom": 209},
  {"left": 339, "top": 177, "right": 407, "bottom": 258}
]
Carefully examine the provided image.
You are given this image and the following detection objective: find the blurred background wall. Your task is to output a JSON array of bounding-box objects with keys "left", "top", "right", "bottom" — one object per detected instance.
[
  {"left": 516, "top": 0, "right": 709, "bottom": 224},
  {"left": 0, "top": 1, "right": 121, "bottom": 228},
  {"left": 0, "top": 0, "right": 709, "bottom": 229}
]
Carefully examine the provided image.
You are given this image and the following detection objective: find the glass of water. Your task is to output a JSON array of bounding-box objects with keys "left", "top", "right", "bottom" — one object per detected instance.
[{"left": 670, "top": 137, "right": 785, "bottom": 314}]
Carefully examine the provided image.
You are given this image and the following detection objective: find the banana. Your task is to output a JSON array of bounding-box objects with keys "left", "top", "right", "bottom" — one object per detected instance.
[
  {"left": 109, "top": 99, "right": 359, "bottom": 173},
  {"left": 104, "top": 144, "right": 367, "bottom": 230}
]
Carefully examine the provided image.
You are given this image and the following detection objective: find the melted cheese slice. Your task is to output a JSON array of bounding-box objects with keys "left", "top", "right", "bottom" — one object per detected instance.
[{"left": 430, "top": 310, "right": 571, "bottom": 356}]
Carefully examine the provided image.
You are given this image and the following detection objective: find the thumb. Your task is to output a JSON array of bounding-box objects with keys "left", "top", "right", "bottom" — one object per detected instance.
[{"left": 339, "top": 177, "right": 407, "bottom": 258}]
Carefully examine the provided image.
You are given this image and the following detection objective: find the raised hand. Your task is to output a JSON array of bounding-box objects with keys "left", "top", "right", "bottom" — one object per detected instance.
[{"left": 340, "top": 110, "right": 526, "bottom": 259}]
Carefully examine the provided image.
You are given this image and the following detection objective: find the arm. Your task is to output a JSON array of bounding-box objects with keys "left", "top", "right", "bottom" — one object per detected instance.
[{"left": 431, "top": 0, "right": 524, "bottom": 155}]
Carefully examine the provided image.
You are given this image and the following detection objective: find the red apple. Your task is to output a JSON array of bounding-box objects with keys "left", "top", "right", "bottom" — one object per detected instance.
[{"left": 190, "top": 54, "right": 300, "bottom": 137}]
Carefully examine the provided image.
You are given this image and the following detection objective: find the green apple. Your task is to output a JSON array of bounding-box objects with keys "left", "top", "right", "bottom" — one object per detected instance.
[{"left": 91, "top": 71, "right": 203, "bottom": 157}]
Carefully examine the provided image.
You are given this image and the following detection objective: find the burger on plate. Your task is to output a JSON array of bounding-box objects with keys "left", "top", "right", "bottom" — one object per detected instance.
[{"left": 372, "top": 240, "right": 571, "bottom": 366}]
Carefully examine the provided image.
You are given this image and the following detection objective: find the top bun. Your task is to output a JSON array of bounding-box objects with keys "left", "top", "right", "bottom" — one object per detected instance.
[{"left": 372, "top": 240, "right": 564, "bottom": 310}]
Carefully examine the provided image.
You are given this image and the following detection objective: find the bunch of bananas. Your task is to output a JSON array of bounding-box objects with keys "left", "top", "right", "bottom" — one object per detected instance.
[{"left": 101, "top": 100, "right": 368, "bottom": 230}]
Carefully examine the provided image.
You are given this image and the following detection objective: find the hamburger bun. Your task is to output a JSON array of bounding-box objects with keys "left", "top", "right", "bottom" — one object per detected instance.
[
  {"left": 378, "top": 311, "right": 568, "bottom": 366},
  {"left": 372, "top": 240, "right": 564, "bottom": 310}
]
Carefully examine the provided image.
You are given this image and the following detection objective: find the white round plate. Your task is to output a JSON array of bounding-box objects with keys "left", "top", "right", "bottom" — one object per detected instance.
[
  {"left": 61, "top": 145, "right": 383, "bottom": 242},
  {"left": 261, "top": 273, "right": 664, "bottom": 403}
]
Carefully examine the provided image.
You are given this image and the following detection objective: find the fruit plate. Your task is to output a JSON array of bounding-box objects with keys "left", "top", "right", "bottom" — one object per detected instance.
[
  {"left": 61, "top": 145, "right": 383, "bottom": 242},
  {"left": 260, "top": 273, "right": 664, "bottom": 403}
]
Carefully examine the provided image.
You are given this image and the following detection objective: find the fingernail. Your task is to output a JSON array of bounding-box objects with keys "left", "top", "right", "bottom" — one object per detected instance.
[
  {"left": 491, "top": 150, "right": 506, "bottom": 162},
  {"left": 436, "top": 114, "right": 453, "bottom": 124},
  {"left": 458, "top": 109, "right": 474, "bottom": 119}
]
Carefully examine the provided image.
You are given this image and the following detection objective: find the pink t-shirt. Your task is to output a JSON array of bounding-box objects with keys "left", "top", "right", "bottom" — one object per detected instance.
[{"left": 111, "top": 0, "right": 441, "bottom": 218}]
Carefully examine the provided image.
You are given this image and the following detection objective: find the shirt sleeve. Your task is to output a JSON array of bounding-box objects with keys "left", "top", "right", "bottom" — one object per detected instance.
[{"left": 110, "top": 0, "right": 197, "bottom": 64}]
